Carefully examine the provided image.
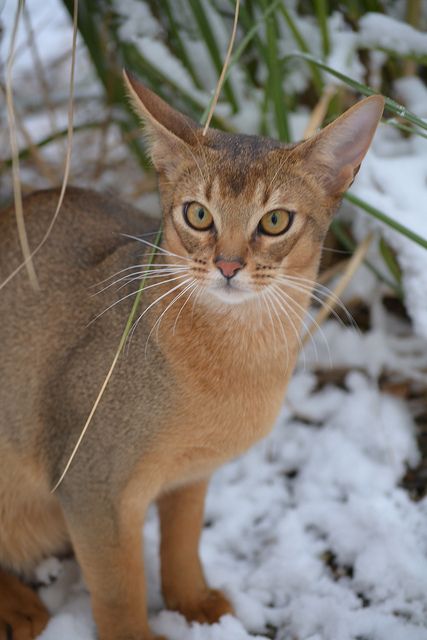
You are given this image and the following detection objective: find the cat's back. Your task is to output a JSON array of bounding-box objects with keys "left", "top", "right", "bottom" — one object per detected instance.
[
  {"left": 0, "top": 188, "right": 158, "bottom": 441},
  {"left": 0, "top": 187, "right": 153, "bottom": 283}
]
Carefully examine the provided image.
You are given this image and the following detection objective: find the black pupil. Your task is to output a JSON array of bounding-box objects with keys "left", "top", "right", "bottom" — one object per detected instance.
[
  {"left": 197, "top": 208, "right": 205, "bottom": 221},
  {"left": 271, "top": 212, "right": 278, "bottom": 226}
]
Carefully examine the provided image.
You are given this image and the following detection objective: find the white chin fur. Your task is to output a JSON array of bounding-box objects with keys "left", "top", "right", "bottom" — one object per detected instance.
[{"left": 207, "top": 284, "right": 256, "bottom": 305}]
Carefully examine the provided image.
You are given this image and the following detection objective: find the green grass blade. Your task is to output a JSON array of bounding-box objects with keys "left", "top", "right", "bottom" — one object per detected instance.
[
  {"left": 261, "top": 0, "right": 290, "bottom": 141},
  {"left": 187, "top": 0, "right": 239, "bottom": 112},
  {"left": 282, "top": 52, "right": 427, "bottom": 133},
  {"left": 200, "top": 0, "right": 284, "bottom": 124},
  {"left": 331, "top": 220, "right": 402, "bottom": 296},
  {"left": 379, "top": 237, "right": 402, "bottom": 284},
  {"left": 345, "top": 193, "right": 427, "bottom": 251},
  {"left": 279, "top": 3, "right": 323, "bottom": 94},
  {"left": 313, "top": 0, "right": 330, "bottom": 57}
]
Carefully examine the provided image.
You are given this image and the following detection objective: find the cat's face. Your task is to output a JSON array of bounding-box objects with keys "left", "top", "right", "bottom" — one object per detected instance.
[
  {"left": 125, "top": 72, "right": 383, "bottom": 309},
  {"left": 159, "top": 133, "right": 332, "bottom": 306}
]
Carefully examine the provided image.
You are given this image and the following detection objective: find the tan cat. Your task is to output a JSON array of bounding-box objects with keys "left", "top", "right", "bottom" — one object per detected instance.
[{"left": 0, "top": 73, "right": 384, "bottom": 640}]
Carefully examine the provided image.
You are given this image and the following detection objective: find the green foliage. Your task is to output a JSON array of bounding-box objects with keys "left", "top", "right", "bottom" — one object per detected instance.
[{"left": 59, "top": 0, "right": 427, "bottom": 267}]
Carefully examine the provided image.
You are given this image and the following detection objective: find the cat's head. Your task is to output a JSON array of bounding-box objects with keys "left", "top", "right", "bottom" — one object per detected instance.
[{"left": 125, "top": 72, "right": 383, "bottom": 308}]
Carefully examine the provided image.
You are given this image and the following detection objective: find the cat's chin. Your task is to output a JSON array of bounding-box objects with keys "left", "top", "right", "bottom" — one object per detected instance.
[{"left": 206, "top": 283, "right": 256, "bottom": 306}]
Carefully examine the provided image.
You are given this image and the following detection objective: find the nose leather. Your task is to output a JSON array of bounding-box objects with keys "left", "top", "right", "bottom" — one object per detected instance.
[{"left": 215, "top": 258, "right": 243, "bottom": 279}]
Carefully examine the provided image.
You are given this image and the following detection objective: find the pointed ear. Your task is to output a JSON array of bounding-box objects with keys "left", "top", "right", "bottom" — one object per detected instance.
[
  {"left": 300, "top": 95, "right": 384, "bottom": 195},
  {"left": 123, "top": 69, "right": 201, "bottom": 173}
]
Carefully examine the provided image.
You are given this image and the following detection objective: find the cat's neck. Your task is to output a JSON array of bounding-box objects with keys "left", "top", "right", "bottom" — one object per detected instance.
[{"left": 148, "top": 273, "right": 314, "bottom": 383}]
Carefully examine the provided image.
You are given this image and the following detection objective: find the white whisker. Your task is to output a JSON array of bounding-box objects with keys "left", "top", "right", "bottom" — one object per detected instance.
[
  {"left": 272, "top": 284, "right": 332, "bottom": 367},
  {"left": 89, "top": 274, "right": 190, "bottom": 325},
  {"left": 92, "top": 262, "right": 188, "bottom": 288},
  {"left": 263, "top": 289, "right": 290, "bottom": 370},
  {"left": 269, "top": 286, "right": 305, "bottom": 371},
  {"left": 172, "top": 283, "right": 199, "bottom": 335},
  {"left": 145, "top": 280, "right": 196, "bottom": 356},
  {"left": 127, "top": 277, "right": 193, "bottom": 349},
  {"left": 281, "top": 274, "right": 357, "bottom": 329},
  {"left": 191, "top": 285, "right": 205, "bottom": 324},
  {"left": 94, "top": 268, "right": 189, "bottom": 295},
  {"left": 121, "top": 235, "right": 193, "bottom": 263}
]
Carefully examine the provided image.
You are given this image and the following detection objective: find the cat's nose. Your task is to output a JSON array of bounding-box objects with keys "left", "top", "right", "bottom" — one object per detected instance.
[{"left": 214, "top": 256, "right": 244, "bottom": 279}]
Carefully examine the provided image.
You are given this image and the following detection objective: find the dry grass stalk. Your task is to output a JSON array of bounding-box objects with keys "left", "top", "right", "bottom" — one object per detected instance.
[
  {"left": 302, "top": 232, "right": 374, "bottom": 345},
  {"left": 302, "top": 86, "right": 373, "bottom": 342},
  {"left": 6, "top": 0, "right": 39, "bottom": 291},
  {"left": 53, "top": 0, "right": 242, "bottom": 490},
  {"left": 23, "top": 4, "right": 62, "bottom": 149},
  {"left": 51, "top": 346, "right": 123, "bottom": 492},
  {"left": 0, "top": 0, "right": 79, "bottom": 293},
  {"left": 202, "top": 0, "right": 240, "bottom": 136},
  {"left": 317, "top": 259, "right": 350, "bottom": 285},
  {"left": 2, "top": 89, "right": 59, "bottom": 184},
  {"left": 303, "top": 84, "right": 336, "bottom": 139}
]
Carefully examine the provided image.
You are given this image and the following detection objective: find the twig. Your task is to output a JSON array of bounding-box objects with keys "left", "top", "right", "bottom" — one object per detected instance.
[
  {"left": 303, "top": 84, "right": 336, "bottom": 139},
  {"left": 302, "top": 233, "right": 374, "bottom": 344},
  {"left": 52, "top": 0, "right": 242, "bottom": 490},
  {"left": 202, "top": 0, "right": 240, "bottom": 135},
  {"left": 6, "top": 0, "right": 39, "bottom": 291},
  {"left": 1, "top": 86, "right": 58, "bottom": 184},
  {"left": 23, "top": 4, "right": 62, "bottom": 150},
  {"left": 0, "top": 0, "right": 79, "bottom": 292},
  {"left": 51, "top": 341, "right": 122, "bottom": 492},
  {"left": 317, "top": 259, "right": 350, "bottom": 285}
]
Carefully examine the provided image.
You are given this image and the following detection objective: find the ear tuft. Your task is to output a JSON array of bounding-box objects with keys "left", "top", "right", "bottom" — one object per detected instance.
[
  {"left": 123, "top": 70, "right": 201, "bottom": 173},
  {"left": 302, "top": 95, "right": 385, "bottom": 195}
]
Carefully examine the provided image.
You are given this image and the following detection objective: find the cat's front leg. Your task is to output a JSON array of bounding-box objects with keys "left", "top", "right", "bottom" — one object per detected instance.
[
  {"left": 62, "top": 494, "right": 164, "bottom": 640},
  {"left": 158, "top": 479, "right": 234, "bottom": 624}
]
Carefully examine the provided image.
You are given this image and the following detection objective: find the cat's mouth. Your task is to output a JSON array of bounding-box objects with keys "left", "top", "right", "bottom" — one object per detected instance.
[{"left": 209, "top": 278, "right": 256, "bottom": 305}]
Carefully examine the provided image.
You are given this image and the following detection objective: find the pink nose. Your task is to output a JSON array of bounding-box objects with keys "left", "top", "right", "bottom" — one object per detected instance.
[{"left": 215, "top": 258, "right": 243, "bottom": 279}]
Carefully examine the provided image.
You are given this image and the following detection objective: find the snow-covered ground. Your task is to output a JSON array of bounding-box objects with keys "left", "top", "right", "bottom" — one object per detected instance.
[
  {"left": 1, "top": 1, "right": 427, "bottom": 639},
  {"left": 34, "top": 305, "right": 427, "bottom": 640}
]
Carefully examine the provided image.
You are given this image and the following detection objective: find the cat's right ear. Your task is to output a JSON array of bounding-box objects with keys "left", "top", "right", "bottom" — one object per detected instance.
[
  {"left": 123, "top": 70, "right": 200, "bottom": 173},
  {"left": 297, "top": 95, "right": 384, "bottom": 197}
]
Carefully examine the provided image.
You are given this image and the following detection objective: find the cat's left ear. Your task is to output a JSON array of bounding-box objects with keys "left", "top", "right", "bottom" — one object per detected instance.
[
  {"left": 299, "top": 95, "right": 384, "bottom": 195},
  {"left": 123, "top": 70, "right": 201, "bottom": 173}
]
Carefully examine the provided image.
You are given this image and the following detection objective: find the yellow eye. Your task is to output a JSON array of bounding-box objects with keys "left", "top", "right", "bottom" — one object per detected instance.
[
  {"left": 183, "top": 202, "right": 214, "bottom": 231},
  {"left": 258, "top": 209, "right": 294, "bottom": 236}
]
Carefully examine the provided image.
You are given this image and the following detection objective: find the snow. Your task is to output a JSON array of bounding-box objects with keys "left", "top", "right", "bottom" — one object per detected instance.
[
  {"left": 30, "top": 189, "right": 427, "bottom": 640},
  {"left": 349, "top": 90, "right": 427, "bottom": 339},
  {"left": 33, "top": 312, "right": 427, "bottom": 640},
  {"left": 359, "top": 13, "right": 427, "bottom": 57},
  {"left": 1, "top": 2, "right": 427, "bottom": 639}
]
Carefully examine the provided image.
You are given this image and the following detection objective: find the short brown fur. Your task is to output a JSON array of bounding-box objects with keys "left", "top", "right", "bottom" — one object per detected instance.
[{"left": 0, "top": 75, "right": 383, "bottom": 640}]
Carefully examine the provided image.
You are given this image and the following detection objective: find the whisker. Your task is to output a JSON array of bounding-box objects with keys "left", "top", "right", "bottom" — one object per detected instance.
[
  {"left": 126, "top": 277, "right": 193, "bottom": 349},
  {"left": 145, "top": 280, "right": 197, "bottom": 356},
  {"left": 278, "top": 275, "right": 357, "bottom": 329},
  {"left": 268, "top": 286, "right": 306, "bottom": 371},
  {"left": 94, "top": 268, "right": 189, "bottom": 295},
  {"left": 115, "top": 270, "right": 189, "bottom": 293},
  {"left": 89, "top": 274, "right": 190, "bottom": 325},
  {"left": 272, "top": 284, "right": 332, "bottom": 367},
  {"left": 263, "top": 289, "right": 290, "bottom": 370},
  {"left": 271, "top": 284, "right": 314, "bottom": 365},
  {"left": 92, "top": 262, "right": 188, "bottom": 288},
  {"left": 172, "top": 282, "right": 199, "bottom": 335},
  {"left": 121, "top": 235, "right": 193, "bottom": 263},
  {"left": 191, "top": 285, "right": 205, "bottom": 324}
]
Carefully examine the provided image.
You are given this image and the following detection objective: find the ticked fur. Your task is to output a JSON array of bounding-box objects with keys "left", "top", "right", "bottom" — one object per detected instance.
[{"left": 0, "top": 78, "right": 383, "bottom": 640}]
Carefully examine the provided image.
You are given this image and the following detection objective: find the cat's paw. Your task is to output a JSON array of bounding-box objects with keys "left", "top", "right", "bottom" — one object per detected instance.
[
  {"left": 174, "top": 588, "right": 234, "bottom": 624},
  {"left": 0, "top": 574, "right": 49, "bottom": 640}
]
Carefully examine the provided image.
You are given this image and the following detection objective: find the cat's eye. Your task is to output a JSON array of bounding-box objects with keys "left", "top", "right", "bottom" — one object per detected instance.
[
  {"left": 183, "top": 202, "right": 214, "bottom": 231},
  {"left": 258, "top": 209, "right": 294, "bottom": 236}
]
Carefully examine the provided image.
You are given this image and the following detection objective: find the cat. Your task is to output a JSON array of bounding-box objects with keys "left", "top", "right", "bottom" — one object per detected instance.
[{"left": 0, "top": 71, "right": 384, "bottom": 640}]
